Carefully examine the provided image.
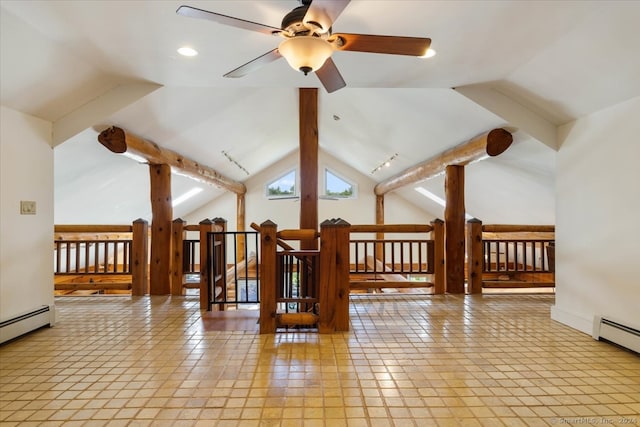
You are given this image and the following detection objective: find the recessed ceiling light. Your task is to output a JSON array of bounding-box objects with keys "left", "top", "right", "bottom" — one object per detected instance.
[
  {"left": 177, "top": 46, "right": 198, "bottom": 57},
  {"left": 420, "top": 48, "right": 436, "bottom": 59}
]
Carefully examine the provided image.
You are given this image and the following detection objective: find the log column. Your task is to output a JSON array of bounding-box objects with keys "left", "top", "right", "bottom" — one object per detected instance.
[
  {"left": 375, "top": 194, "right": 385, "bottom": 260},
  {"left": 445, "top": 165, "right": 465, "bottom": 293},
  {"left": 236, "top": 193, "right": 246, "bottom": 262},
  {"left": 149, "top": 164, "right": 172, "bottom": 295},
  {"left": 299, "top": 88, "right": 318, "bottom": 250}
]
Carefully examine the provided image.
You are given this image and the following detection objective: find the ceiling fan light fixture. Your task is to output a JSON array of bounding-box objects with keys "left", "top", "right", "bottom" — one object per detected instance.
[{"left": 278, "top": 36, "right": 333, "bottom": 75}]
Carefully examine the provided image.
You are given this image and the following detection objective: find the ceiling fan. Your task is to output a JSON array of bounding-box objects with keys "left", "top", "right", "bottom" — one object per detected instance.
[{"left": 176, "top": 0, "right": 432, "bottom": 93}]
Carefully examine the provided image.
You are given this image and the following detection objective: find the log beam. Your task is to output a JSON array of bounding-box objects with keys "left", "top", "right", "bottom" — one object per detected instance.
[
  {"left": 98, "top": 126, "right": 246, "bottom": 195},
  {"left": 374, "top": 128, "right": 513, "bottom": 195}
]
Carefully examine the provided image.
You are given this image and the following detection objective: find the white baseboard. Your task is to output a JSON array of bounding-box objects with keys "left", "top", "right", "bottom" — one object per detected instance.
[
  {"left": 550, "top": 305, "right": 592, "bottom": 335},
  {"left": 0, "top": 305, "right": 54, "bottom": 344}
]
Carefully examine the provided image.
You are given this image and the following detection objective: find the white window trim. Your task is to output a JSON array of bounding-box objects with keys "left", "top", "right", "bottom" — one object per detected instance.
[
  {"left": 265, "top": 168, "right": 298, "bottom": 199},
  {"left": 322, "top": 167, "right": 357, "bottom": 199}
]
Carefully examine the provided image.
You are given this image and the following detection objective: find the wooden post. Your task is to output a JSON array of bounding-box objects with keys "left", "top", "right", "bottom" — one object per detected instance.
[
  {"left": 430, "top": 218, "right": 445, "bottom": 295},
  {"left": 445, "top": 165, "right": 465, "bottom": 293},
  {"left": 319, "top": 218, "right": 351, "bottom": 333},
  {"left": 259, "top": 220, "right": 278, "bottom": 334},
  {"left": 467, "top": 218, "right": 483, "bottom": 294},
  {"left": 213, "top": 217, "right": 227, "bottom": 311},
  {"left": 149, "top": 164, "right": 172, "bottom": 295},
  {"left": 299, "top": 88, "right": 318, "bottom": 250},
  {"left": 236, "top": 193, "right": 246, "bottom": 262},
  {"left": 199, "top": 219, "right": 215, "bottom": 310},
  {"left": 131, "top": 218, "right": 149, "bottom": 296},
  {"left": 171, "top": 218, "right": 186, "bottom": 295},
  {"left": 334, "top": 219, "right": 351, "bottom": 332},
  {"left": 375, "top": 194, "right": 384, "bottom": 260}
]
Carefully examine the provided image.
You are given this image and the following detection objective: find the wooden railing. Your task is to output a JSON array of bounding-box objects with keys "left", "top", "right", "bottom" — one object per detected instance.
[
  {"left": 54, "top": 217, "right": 554, "bottom": 305},
  {"left": 259, "top": 219, "right": 349, "bottom": 334},
  {"left": 54, "top": 217, "right": 226, "bottom": 299},
  {"left": 348, "top": 221, "right": 445, "bottom": 294},
  {"left": 467, "top": 220, "right": 555, "bottom": 293},
  {"left": 53, "top": 221, "right": 148, "bottom": 295},
  {"left": 171, "top": 218, "right": 228, "bottom": 308}
]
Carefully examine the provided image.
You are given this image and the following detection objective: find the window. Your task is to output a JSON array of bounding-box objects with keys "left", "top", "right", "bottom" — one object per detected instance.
[
  {"left": 324, "top": 168, "right": 356, "bottom": 199},
  {"left": 266, "top": 169, "right": 296, "bottom": 198}
]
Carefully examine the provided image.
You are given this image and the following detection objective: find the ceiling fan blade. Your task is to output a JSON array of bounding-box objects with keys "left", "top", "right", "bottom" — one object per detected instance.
[
  {"left": 315, "top": 57, "right": 346, "bottom": 93},
  {"left": 333, "top": 33, "right": 431, "bottom": 56},
  {"left": 224, "top": 49, "right": 282, "bottom": 78},
  {"left": 176, "top": 5, "right": 282, "bottom": 36},
  {"left": 303, "top": 0, "right": 350, "bottom": 34}
]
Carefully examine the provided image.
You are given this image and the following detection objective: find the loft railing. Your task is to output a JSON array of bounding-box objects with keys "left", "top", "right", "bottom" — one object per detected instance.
[
  {"left": 53, "top": 221, "right": 148, "bottom": 295},
  {"left": 348, "top": 221, "right": 444, "bottom": 294},
  {"left": 467, "top": 220, "right": 555, "bottom": 292}
]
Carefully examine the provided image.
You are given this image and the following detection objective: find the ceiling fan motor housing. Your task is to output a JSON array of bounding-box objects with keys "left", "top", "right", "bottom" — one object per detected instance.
[
  {"left": 282, "top": 6, "right": 310, "bottom": 34},
  {"left": 281, "top": 5, "right": 327, "bottom": 35}
]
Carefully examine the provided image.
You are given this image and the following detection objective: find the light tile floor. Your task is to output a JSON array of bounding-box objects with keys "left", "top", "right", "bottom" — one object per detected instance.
[{"left": 1, "top": 294, "right": 638, "bottom": 426}]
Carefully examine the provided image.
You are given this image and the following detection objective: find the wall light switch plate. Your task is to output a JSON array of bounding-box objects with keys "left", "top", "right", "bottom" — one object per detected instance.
[{"left": 20, "top": 200, "right": 36, "bottom": 215}]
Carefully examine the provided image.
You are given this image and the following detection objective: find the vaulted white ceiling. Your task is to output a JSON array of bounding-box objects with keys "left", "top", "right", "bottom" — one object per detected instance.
[{"left": 2, "top": 1, "right": 639, "bottom": 224}]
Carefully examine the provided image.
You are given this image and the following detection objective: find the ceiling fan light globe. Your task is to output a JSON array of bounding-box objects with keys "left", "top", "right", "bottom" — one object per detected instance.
[{"left": 279, "top": 36, "right": 333, "bottom": 74}]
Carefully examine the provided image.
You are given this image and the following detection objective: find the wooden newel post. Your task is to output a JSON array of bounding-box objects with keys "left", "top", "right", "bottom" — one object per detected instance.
[
  {"left": 430, "top": 218, "right": 445, "bottom": 295},
  {"left": 213, "top": 217, "right": 227, "bottom": 311},
  {"left": 319, "top": 218, "right": 351, "bottom": 333},
  {"left": 131, "top": 218, "right": 149, "bottom": 296},
  {"left": 259, "top": 220, "right": 278, "bottom": 334},
  {"left": 171, "top": 218, "right": 186, "bottom": 295},
  {"left": 467, "top": 218, "right": 483, "bottom": 294},
  {"left": 199, "top": 219, "right": 215, "bottom": 310}
]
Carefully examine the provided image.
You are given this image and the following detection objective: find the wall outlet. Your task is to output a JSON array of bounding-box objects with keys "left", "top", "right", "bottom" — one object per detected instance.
[{"left": 20, "top": 200, "right": 36, "bottom": 215}]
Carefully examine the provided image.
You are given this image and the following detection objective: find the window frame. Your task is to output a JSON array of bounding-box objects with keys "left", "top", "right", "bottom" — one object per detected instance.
[
  {"left": 322, "top": 167, "right": 357, "bottom": 199},
  {"left": 265, "top": 169, "right": 298, "bottom": 199}
]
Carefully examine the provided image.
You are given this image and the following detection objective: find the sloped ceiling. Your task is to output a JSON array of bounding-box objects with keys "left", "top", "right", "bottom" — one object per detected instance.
[{"left": 1, "top": 1, "right": 639, "bottom": 225}]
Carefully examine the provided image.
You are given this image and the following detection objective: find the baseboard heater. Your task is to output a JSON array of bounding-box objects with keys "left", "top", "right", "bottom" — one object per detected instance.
[
  {"left": 592, "top": 316, "right": 640, "bottom": 354},
  {"left": 0, "top": 305, "right": 54, "bottom": 344}
]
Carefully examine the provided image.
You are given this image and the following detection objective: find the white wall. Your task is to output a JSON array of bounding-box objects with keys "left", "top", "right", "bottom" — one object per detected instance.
[
  {"left": 185, "top": 148, "right": 435, "bottom": 231},
  {"left": 552, "top": 96, "right": 640, "bottom": 334},
  {"left": 0, "top": 106, "right": 54, "bottom": 322}
]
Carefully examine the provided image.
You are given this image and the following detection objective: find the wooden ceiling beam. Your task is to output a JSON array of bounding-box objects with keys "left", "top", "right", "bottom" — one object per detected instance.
[
  {"left": 374, "top": 128, "right": 513, "bottom": 196},
  {"left": 98, "top": 126, "right": 246, "bottom": 195}
]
